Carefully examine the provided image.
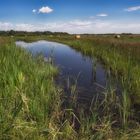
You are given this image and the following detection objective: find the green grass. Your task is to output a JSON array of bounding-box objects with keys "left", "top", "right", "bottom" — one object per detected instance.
[
  {"left": 0, "top": 35, "right": 140, "bottom": 140},
  {"left": 45, "top": 35, "right": 140, "bottom": 105},
  {"left": 0, "top": 37, "right": 61, "bottom": 139}
]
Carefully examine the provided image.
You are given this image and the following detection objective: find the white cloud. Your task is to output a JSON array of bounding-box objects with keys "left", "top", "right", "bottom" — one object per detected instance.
[
  {"left": 97, "top": 13, "right": 108, "bottom": 17},
  {"left": 0, "top": 22, "right": 13, "bottom": 31},
  {"left": 125, "top": 6, "right": 140, "bottom": 12},
  {"left": 89, "top": 16, "right": 95, "bottom": 19},
  {"left": 39, "top": 6, "right": 53, "bottom": 14},
  {"left": 32, "top": 9, "right": 36, "bottom": 13},
  {"left": 0, "top": 20, "right": 140, "bottom": 34},
  {"left": 69, "top": 20, "right": 92, "bottom": 27}
]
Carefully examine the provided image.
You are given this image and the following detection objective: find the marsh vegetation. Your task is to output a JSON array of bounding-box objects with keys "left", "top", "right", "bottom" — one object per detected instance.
[{"left": 0, "top": 34, "right": 140, "bottom": 140}]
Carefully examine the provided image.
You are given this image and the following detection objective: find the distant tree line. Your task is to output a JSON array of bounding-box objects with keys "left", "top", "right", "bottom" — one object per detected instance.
[
  {"left": 0, "top": 30, "right": 69, "bottom": 36},
  {"left": 0, "top": 30, "right": 138, "bottom": 37}
]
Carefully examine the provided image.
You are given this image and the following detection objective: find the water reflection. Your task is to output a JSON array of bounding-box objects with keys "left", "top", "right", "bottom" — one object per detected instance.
[{"left": 16, "top": 40, "right": 110, "bottom": 98}]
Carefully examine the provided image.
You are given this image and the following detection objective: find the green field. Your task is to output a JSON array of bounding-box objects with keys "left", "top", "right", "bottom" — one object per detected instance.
[
  {"left": 0, "top": 35, "right": 140, "bottom": 140},
  {"left": 46, "top": 35, "right": 140, "bottom": 104}
]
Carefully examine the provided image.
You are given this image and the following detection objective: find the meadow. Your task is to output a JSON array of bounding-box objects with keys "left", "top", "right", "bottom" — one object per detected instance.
[
  {"left": 46, "top": 34, "right": 140, "bottom": 104},
  {"left": 0, "top": 34, "right": 140, "bottom": 140}
]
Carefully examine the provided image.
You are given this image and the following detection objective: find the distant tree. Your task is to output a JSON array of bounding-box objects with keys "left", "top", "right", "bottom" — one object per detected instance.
[{"left": 8, "top": 30, "right": 15, "bottom": 36}]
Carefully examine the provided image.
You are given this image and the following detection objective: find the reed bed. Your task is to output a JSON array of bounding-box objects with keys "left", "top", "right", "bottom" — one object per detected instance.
[
  {"left": 46, "top": 35, "right": 140, "bottom": 105},
  {"left": 0, "top": 37, "right": 60, "bottom": 139},
  {"left": 0, "top": 36, "right": 140, "bottom": 139}
]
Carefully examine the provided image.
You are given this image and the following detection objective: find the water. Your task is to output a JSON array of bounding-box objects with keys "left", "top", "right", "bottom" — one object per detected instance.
[{"left": 16, "top": 40, "right": 112, "bottom": 99}]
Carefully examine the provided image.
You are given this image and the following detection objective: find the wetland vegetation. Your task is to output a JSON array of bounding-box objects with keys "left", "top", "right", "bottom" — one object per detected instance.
[{"left": 0, "top": 33, "right": 140, "bottom": 140}]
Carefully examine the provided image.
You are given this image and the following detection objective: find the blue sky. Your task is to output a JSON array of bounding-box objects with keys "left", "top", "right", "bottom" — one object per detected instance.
[{"left": 0, "top": 0, "right": 140, "bottom": 33}]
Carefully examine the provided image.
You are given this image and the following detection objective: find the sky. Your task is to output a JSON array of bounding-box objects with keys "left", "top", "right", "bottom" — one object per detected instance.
[{"left": 0, "top": 0, "right": 140, "bottom": 33}]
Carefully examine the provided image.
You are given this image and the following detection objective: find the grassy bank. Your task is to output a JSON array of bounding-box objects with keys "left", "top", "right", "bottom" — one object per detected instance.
[
  {"left": 0, "top": 37, "right": 61, "bottom": 139},
  {"left": 45, "top": 35, "right": 140, "bottom": 105},
  {"left": 0, "top": 36, "right": 140, "bottom": 139}
]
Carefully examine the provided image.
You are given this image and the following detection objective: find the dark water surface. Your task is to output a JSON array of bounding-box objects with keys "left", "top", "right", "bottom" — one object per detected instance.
[{"left": 16, "top": 40, "right": 114, "bottom": 99}]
